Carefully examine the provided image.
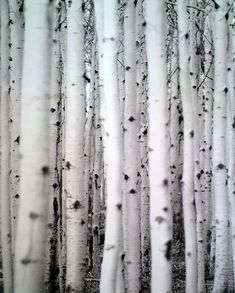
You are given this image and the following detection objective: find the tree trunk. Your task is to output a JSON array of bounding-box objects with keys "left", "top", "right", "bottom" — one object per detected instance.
[
  {"left": 95, "top": 0, "right": 123, "bottom": 292},
  {"left": 123, "top": 1, "right": 141, "bottom": 292},
  {"left": 177, "top": 0, "right": 197, "bottom": 291},
  {"left": 8, "top": 0, "right": 23, "bottom": 265},
  {"left": 212, "top": 1, "right": 229, "bottom": 291},
  {"left": 45, "top": 1, "right": 62, "bottom": 290},
  {"left": 145, "top": 0, "right": 173, "bottom": 291},
  {"left": 0, "top": 0, "right": 13, "bottom": 291},
  {"left": 14, "top": 1, "right": 52, "bottom": 292},
  {"left": 189, "top": 2, "right": 205, "bottom": 291},
  {"left": 65, "top": 1, "right": 87, "bottom": 291}
]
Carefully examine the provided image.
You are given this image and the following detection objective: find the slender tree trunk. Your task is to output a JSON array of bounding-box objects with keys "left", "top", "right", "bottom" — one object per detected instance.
[
  {"left": 95, "top": 0, "right": 123, "bottom": 292},
  {"left": 92, "top": 55, "right": 103, "bottom": 279},
  {"left": 0, "top": 0, "right": 13, "bottom": 291},
  {"left": 136, "top": 1, "right": 150, "bottom": 290},
  {"left": 116, "top": 3, "right": 126, "bottom": 289},
  {"left": 65, "top": 1, "right": 87, "bottom": 291},
  {"left": 123, "top": 1, "right": 141, "bottom": 292},
  {"left": 227, "top": 0, "right": 235, "bottom": 285},
  {"left": 58, "top": 2, "right": 67, "bottom": 290},
  {"left": 8, "top": 0, "right": 23, "bottom": 263},
  {"left": 46, "top": 1, "right": 61, "bottom": 290},
  {"left": 145, "top": 1, "right": 173, "bottom": 291},
  {"left": 177, "top": 0, "right": 197, "bottom": 291},
  {"left": 14, "top": 1, "right": 52, "bottom": 292},
  {"left": 212, "top": 1, "right": 229, "bottom": 291},
  {"left": 169, "top": 25, "right": 180, "bottom": 235},
  {"left": 189, "top": 2, "right": 205, "bottom": 291},
  {"left": 203, "top": 8, "right": 213, "bottom": 249}
]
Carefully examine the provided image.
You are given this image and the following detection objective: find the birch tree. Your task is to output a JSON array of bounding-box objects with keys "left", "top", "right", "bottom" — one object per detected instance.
[
  {"left": 212, "top": 1, "right": 229, "bottom": 291},
  {"left": 123, "top": 1, "right": 141, "bottom": 291},
  {"left": 65, "top": 0, "right": 87, "bottom": 291},
  {"left": 95, "top": 0, "right": 123, "bottom": 292},
  {"left": 203, "top": 5, "right": 214, "bottom": 247},
  {"left": 177, "top": 0, "right": 197, "bottom": 291},
  {"left": 14, "top": 0, "right": 52, "bottom": 292},
  {"left": 9, "top": 0, "right": 23, "bottom": 257},
  {"left": 227, "top": 0, "right": 235, "bottom": 285},
  {"left": 0, "top": 0, "right": 13, "bottom": 291},
  {"left": 136, "top": 1, "right": 150, "bottom": 290},
  {"left": 189, "top": 2, "right": 205, "bottom": 291},
  {"left": 0, "top": 0, "right": 233, "bottom": 291},
  {"left": 46, "top": 1, "right": 62, "bottom": 290},
  {"left": 145, "top": 0, "right": 173, "bottom": 292}
]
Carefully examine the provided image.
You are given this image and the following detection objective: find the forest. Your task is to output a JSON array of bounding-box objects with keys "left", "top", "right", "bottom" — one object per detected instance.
[{"left": 0, "top": 0, "right": 235, "bottom": 292}]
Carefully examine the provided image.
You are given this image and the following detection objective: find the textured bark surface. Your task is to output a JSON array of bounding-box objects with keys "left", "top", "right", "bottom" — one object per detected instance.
[
  {"left": 0, "top": 1, "right": 13, "bottom": 291},
  {"left": 65, "top": 1, "right": 87, "bottom": 292},
  {"left": 212, "top": 1, "right": 229, "bottom": 292},
  {"left": 177, "top": 0, "right": 197, "bottom": 291}
]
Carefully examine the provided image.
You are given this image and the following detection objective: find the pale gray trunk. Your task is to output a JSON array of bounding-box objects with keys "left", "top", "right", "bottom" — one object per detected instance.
[
  {"left": 212, "top": 1, "right": 229, "bottom": 291},
  {"left": 0, "top": 1, "right": 13, "bottom": 291},
  {"left": 65, "top": 1, "right": 87, "bottom": 291},
  {"left": 145, "top": 0, "right": 173, "bottom": 291},
  {"left": 14, "top": 1, "right": 52, "bottom": 291},
  {"left": 177, "top": 0, "right": 198, "bottom": 291},
  {"left": 123, "top": 1, "right": 141, "bottom": 292},
  {"left": 8, "top": 0, "right": 23, "bottom": 263}
]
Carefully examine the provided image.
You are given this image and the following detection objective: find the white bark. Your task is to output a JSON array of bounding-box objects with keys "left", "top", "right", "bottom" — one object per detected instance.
[
  {"left": 116, "top": 4, "right": 126, "bottom": 289},
  {"left": 95, "top": 0, "right": 123, "bottom": 292},
  {"left": 94, "top": 0, "right": 105, "bottom": 123},
  {"left": 0, "top": 0, "right": 13, "bottom": 291},
  {"left": 14, "top": 0, "right": 52, "bottom": 292},
  {"left": 46, "top": 1, "right": 61, "bottom": 290},
  {"left": 203, "top": 9, "right": 213, "bottom": 246},
  {"left": 65, "top": 1, "right": 86, "bottom": 291},
  {"left": 123, "top": 1, "right": 140, "bottom": 292},
  {"left": 136, "top": 1, "right": 150, "bottom": 290},
  {"left": 177, "top": 0, "right": 197, "bottom": 291},
  {"left": 212, "top": 1, "right": 229, "bottom": 291},
  {"left": 189, "top": 2, "right": 205, "bottom": 291},
  {"left": 93, "top": 66, "right": 103, "bottom": 279},
  {"left": 227, "top": 0, "right": 235, "bottom": 285},
  {"left": 8, "top": 0, "right": 23, "bottom": 260},
  {"left": 58, "top": 2, "right": 67, "bottom": 291},
  {"left": 169, "top": 28, "right": 180, "bottom": 228},
  {"left": 145, "top": 1, "right": 173, "bottom": 292}
]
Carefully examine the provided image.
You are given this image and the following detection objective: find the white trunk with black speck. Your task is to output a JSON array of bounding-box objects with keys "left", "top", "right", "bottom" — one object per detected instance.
[
  {"left": 8, "top": 0, "right": 23, "bottom": 263},
  {"left": 189, "top": 2, "right": 205, "bottom": 291},
  {"left": 123, "top": 1, "right": 140, "bottom": 292},
  {"left": 14, "top": 1, "right": 52, "bottom": 292},
  {"left": 65, "top": 1, "right": 87, "bottom": 291},
  {"left": 145, "top": 0, "right": 173, "bottom": 291},
  {"left": 95, "top": 0, "right": 123, "bottom": 292},
  {"left": 212, "top": 1, "right": 229, "bottom": 291},
  {"left": 177, "top": 0, "right": 197, "bottom": 291},
  {"left": 0, "top": 0, "right": 13, "bottom": 292}
]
